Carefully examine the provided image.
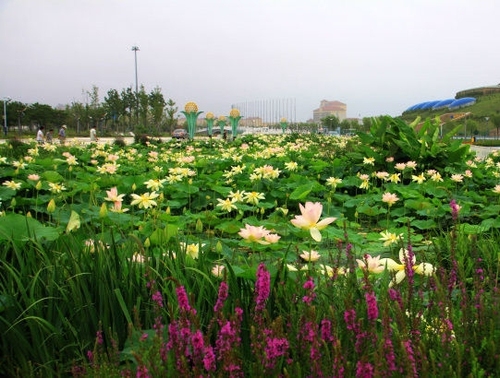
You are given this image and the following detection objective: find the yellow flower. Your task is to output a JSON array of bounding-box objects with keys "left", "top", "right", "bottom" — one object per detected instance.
[
  {"left": 206, "top": 112, "right": 215, "bottom": 119},
  {"left": 144, "top": 178, "right": 166, "bottom": 191},
  {"left": 48, "top": 182, "right": 66, "bottom": 193},
  {"left": 380, "top": 248, "right": 435, "bottom": 287},
  {"left": 388, "top": 173, "right": 401, "bottom": 183},
  {"left": 229, "top": 108, "right": 240, "bottom": 118},
  {"left": 412, "top": 173, "right": 426, "bottom": 184},
  {"left": 243, "top": 191, "right": 265, "bottom": 205},
  {"left": 379, "top": 230, "right": 403, "bottom": 247},
  {"left": 326, "top": 176, "right": 342, "bottom": 188},
  {"left": 2, "top": 180, "right": 22, "bottom": 190},
  {"left": 492, "top": 185, "right": 500, "bottom": 194},
  {"left": 363, "top": 157, "right": 375, "bottom": 165},
  {"left": 451, "top": 174, "right": 463, "bottom": 183},
  {"left": 130, "top": 192, "right": 159, "bottom": 209},
  {"left": 228, "top": 190, "right": 246, "bottom": 202},
  {"left": 285, "top": 161, "right": 299, "bottom": 171},
  {"left": 291, "top": 202, "right": 336, "bottom": 242},
  {"left": 180, "top": 242, "right": 202, "bottom": 259},
  {"left": 216, "top": 197, "right": 237, "bottom": 212}
]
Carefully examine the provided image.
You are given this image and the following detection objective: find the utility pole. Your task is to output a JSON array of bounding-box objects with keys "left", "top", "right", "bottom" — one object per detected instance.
[{"left": 132, "top": 46, "right": 140, "bottom": 127}]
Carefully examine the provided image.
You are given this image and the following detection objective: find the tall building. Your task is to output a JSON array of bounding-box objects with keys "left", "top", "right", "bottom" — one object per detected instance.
[{"left": 313, "top": 100, "right": 347, "bottom": 123}]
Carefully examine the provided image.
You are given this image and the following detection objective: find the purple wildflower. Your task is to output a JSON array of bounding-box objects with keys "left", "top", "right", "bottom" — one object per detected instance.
[
  {"left": 176, "top": 286, "right": 196, "bottom": 314},
  {"left": 255, "top": 263, "right": 270, "bottom": 312},
  {"left": 365, "top": 291, "right": 378, "bottom": 321},
  {"left": 214, "top": 281, "right": 228, "bottom": 313},
  {"left": 152, "top": 290, "right": 163, "bottom": 308},
  {"left": 356, "top": 361, "right": 374, "bottom": 378}
]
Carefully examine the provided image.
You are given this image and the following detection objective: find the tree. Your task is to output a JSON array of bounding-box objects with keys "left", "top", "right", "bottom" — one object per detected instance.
[
  {"left": 490, "top": 114, "right": 500, "bottom": 138},
  {"left": 149, "top": 87, "right": 166, "bottom": 135},
  {"left": 165, "top": 99, "right": 178, "bottom": 134},
  {"left": 321, "top": 115, "right": 339, "bottom": 132},
  {"left": 104, "top": 89, "right": 125, "bottom": 133}
]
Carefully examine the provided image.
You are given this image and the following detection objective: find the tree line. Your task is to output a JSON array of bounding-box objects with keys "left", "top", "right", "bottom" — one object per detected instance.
[{"left": 1, "top": 85, "right": 179, "bottom": 137}]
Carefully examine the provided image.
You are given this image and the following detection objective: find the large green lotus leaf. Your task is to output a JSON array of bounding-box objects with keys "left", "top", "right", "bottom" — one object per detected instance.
[
  {"left": 0, "top": 214, "right": 59, "bottom": 244},
  {"left": 148, "top": 224, "right": 179, "bottom": 245},
  {"left": 289, "top": 184, "right": 313, "bottom": 200},
  {"left": 41, "top": 170, "right": 65, "bottom": 182}
]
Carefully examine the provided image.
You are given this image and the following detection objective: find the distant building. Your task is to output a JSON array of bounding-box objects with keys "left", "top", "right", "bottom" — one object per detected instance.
[{"left": 313, "top": 100, "right": 347, "bottom": 123}]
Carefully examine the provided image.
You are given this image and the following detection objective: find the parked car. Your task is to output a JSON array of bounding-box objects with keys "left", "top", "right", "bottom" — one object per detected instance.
[{"left": 172, "top": 129, "right": 188, "bottom": 139}]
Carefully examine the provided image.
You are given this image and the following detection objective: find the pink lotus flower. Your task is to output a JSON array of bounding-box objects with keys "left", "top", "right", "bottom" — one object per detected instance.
[
  {"left": 238, "top": 224, "right": 280, "bottom": 245},
  {"left": 290, "top": 202, "right": 336, "bottom": 242},
  {"left": 356, "top": 254, "right": 385, "bottom": 274}
]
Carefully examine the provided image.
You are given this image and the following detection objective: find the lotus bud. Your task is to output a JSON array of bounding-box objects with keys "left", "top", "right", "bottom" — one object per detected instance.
[
  {"left": 99, "top": 203, "right": 108, "bottom": 218},
  {"left": 216, "top": 240, "right": 223, "bottom": 254},
  {"left": 10, "top": 198, "right": 16, "bottom": 207},
  {"left": 27, "top": 211, "right": 32, "bottom": 218},
  {"left": 166, "top": 206, "right": 171, "bottom": 215},
  {"left": 144, "top": 237, "right": 151, "bottom": 248},
  {"left": 47, "top": 199, "right": 56, "bottom": 213},
  {"left": 132, "top": 183, "right": 137, "bottom": 191},
  {"left": 35, "top": 181, "right": 42, "bottom": 190},
  {"left": 196, "top": 218, "right": 203, "bottom": 233},
  {"left": 260, "top": 207, "right": 265, "bottom": 215}
]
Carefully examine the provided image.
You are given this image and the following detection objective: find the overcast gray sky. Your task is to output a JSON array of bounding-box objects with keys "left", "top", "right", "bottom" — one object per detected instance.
[{"left": 1, "top": 0, "right": 499, "bottom": 122}]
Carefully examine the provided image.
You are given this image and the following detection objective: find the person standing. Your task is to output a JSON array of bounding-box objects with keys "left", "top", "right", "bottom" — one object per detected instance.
[
  {"left": 46, "top": 129, "right": 54, "bottom": 143},
  {"left": 58, "top": 125, "right": 67, "bottom": 145},
  {"left": 36, "top": 126, "right": 45, "bottom": 144},
  {"left": 90, "top": 126, "right": 98, "bottom": 142}
]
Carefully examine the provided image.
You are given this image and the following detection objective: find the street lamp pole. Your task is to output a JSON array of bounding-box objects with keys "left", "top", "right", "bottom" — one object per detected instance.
[
  {"left": 131, "top": 46, "right": 139, "bottom": 94},
  {"left": 3, "top": 97, "right": 11, "bottom": 137},
  {"left": 131, "top": 46, "right": 140, "bottom": 126}
]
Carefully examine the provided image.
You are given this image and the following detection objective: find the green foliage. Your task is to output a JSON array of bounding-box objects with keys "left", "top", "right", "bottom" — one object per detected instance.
[
  {"left": 357, "top": 115, "right": 473, "bottom": 170},
  {"left": 0, "top": 125, "right": 499, "bottom": 376}
]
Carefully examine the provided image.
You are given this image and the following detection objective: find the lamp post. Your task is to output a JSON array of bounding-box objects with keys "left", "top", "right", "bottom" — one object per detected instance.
[
  {"left": 132, "top": 46, "right": 140, "bottom": 126},
  {"left": 3, "top": 97, "right": 11, "bottom": 136}
]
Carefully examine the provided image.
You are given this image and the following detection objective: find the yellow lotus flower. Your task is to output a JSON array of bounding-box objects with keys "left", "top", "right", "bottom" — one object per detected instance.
[
  {"left": 130, "top": 191, "right": 159, "bottom": 209},
  {"left": 379, "top": 230, "right": 403, "bottom": 246},
  {"left": 2, "top": 180, "right": 22, "bottom": 190},
  {"left": 216, "top": 197, "right": 237, "bottom": 212},
  {"left": 380, "top": 248, "right": 435, "bottom": 287},
  {"left": 290, "top": 202, "right": 336, "bottom": 242}
]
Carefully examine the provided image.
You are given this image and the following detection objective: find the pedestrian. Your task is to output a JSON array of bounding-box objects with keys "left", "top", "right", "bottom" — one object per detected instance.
[
  {"left": 223, "top": 130, "right": 227, "bottom": 141},
  {"left": 90, "top": 126, "right": 98, "bottom": 142},
  {"left": 36, "top": 126, "right": 45, "bottom": 144},
  {"left": 46, "top": 129, "right": 54, "bottom": 143},
  {"left": 58, "top": 125, "right": 67, "bottom": 145}
]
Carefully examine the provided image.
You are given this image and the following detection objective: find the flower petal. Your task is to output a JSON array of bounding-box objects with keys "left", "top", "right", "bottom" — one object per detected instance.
[{"left": 310, "top": 227, "right": 322, "bottom": 242}]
